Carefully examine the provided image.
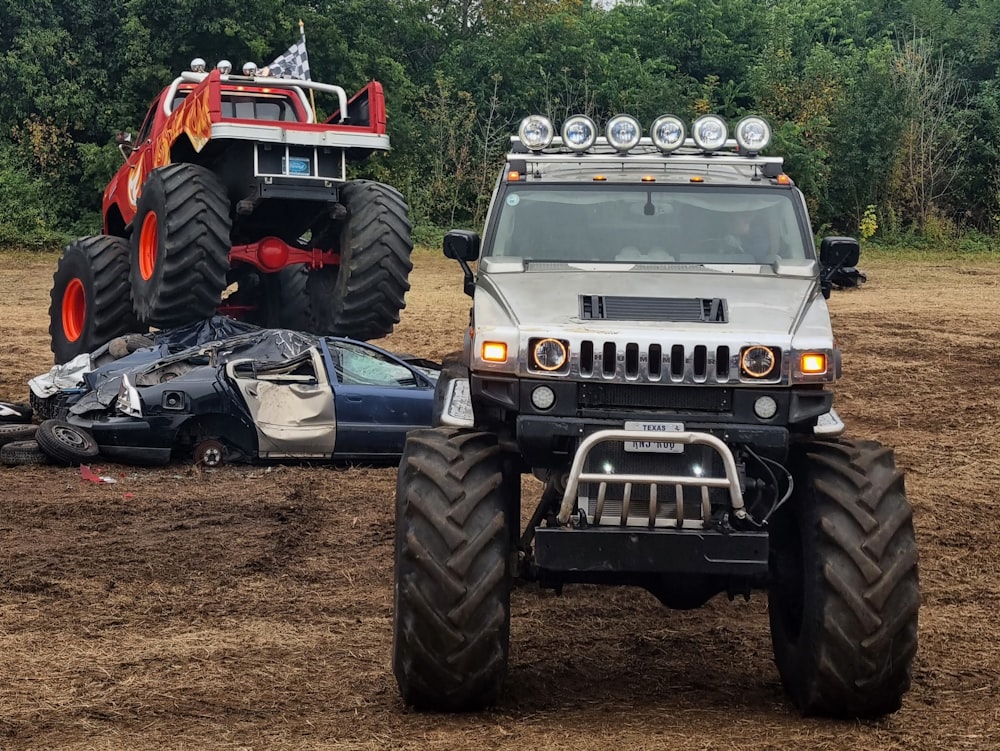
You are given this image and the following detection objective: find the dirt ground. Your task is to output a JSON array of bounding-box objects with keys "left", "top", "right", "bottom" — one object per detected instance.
[{"left": 1, "top": 249, "right": 998, "bottom": 750}]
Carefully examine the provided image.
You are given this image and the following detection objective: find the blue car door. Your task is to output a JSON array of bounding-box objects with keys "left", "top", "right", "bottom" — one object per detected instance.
[{"left": 319, "top": 339, "right": 435, "bottom": 458}]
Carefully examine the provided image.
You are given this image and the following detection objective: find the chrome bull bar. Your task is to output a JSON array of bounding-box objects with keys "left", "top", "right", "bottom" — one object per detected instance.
[{"left": 556, "top": 429, "right": 746, "bottom": 527}]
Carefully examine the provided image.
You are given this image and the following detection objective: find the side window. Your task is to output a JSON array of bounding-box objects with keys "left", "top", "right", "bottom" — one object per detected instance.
[
  {"left": 329, "top": 342, "right": 419, "bottom": 388},
  {"left": 136, "top": 98, "right": 161, "bottom": 144}
]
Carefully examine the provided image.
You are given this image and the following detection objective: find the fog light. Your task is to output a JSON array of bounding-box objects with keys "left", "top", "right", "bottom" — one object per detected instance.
[
  {"left": 531, "top": 385, "right": 556, "bottom": 410},
  {"left": 754, "top": 395, "right": 778, "bottom": 419}
]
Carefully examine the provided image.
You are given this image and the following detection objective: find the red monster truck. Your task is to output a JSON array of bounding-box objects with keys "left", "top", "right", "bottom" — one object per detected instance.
[{"left": 49, "top": 59, "right": 413, "bottom": 363}]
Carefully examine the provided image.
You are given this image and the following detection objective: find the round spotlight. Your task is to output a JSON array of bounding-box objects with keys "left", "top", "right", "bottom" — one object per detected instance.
[
  {"left": 531, "top": 385, "right": 556, "bottom": 411},
  {"left": 243, "top": 61, "right": 258, "bottom": 76},
  {"left": 190, "top": 57, "right": 206, "bottom": 73},
  {"left": 741, "top": 345, "right": 777, "bottom": 378},
  {"left": 754, "top": 395, "right": 778, "bottom": 420},
  {"left": 518, "top": 115, "right": 554, "bottom": 151},
  {"left": 605, "top": 115, "right": 642, "bottom": 152},
  {"left": 692, "top": 115, "right": 728, "bottom": 152},
  {"left": 650, "top": 115, "right": 686, "bottom": 153},
  {"left": 735, "top": 116, "right": 772, "bottom": 153},
  {"left": 561, "top": 115, "right": 597, "bottom": 152},
  {"left": 532, "top": 338, "right": 568, "bottom": 371},
  {"left": 216, "top": 59, "right": 233, "bottom": 75}
]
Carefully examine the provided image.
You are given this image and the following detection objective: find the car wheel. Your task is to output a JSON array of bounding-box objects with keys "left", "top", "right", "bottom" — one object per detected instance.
[
  {"left": 0, "top": 423, "right": 38, "bottom": 447},
  {"left": 49, "top": 235, "right": 139, "bottom": 364},
  {"left": 130, "top": 163, "right": 231, "bottom": 328},
  {"left": 1, "top": 440, "right": 51, "bottom": 466},
  {"left": 194, "top": 439, "right": 226, "bottom": 467},
  {"left": 768, "top": 438, "right": 919, "bottom": 718},
  {"left": 392, "top": 427, "right": 513, "bottom": 711},
  {"left": 35, "top": 419, "right": 101, "bottom": 465},
  {"left": 0, "top": 401, "right": 33, "bottom": 424}
]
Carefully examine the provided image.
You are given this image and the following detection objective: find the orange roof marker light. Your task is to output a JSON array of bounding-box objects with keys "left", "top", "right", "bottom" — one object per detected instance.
[{"left": 507, "top": 170, "right": 522, "bottom": 182}]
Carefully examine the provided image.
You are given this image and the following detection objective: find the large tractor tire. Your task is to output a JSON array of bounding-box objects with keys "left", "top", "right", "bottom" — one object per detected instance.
[
  {"left": 49, "top": 235, "right": 138, "bottom": 364},
  {"left": 393, "top": 427, "right": 512, "bottom": 711},
  {"left": 130, "top": 163, "right": 231, "bottom": 328},
  {"left": 768, "top": 438, "right": 919, "bottom": 718},
  {"left": 330, "top": 180, "right": 413, "bottom": 341},
  {"left": 272, "top": 263, "right": 338, "bottom": 333}
]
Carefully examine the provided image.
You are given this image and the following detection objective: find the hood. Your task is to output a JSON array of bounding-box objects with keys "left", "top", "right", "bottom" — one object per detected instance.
[{"left": 477, "top": 265, "right": 818, "bottom": 336}]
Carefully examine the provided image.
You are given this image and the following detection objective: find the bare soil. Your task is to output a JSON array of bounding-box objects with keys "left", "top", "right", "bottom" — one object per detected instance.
[{"left": 1, "top": 250, "right": 998, "bottom": 750}]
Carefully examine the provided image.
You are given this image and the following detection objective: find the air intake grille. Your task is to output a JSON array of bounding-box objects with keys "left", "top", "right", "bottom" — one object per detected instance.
[
  {"left": 580, "top": 295, "right": 727, "bottom": 323},
  {"left": 578, "top": 384, "right": 731, "bottom": 412}
]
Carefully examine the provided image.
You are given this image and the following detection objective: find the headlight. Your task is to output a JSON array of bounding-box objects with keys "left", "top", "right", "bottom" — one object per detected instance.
[
  {"left": 605, "top": 115, "right": 642, "bottom": 152},
  {"left": 740, "top": 345, "right": 778, "bottom": 378},
  {"left": 735, "top": 116, "right": 772, "bottom": 153},
  {"left": 518, "top": 115, "right": 554, "bottom": 151},
  {"left": 692, "top": 115, "right": 728, "bottom": 152},
  {"left": 531, "top": 338, "right": 568, "bottom": 371},
  {"left": 561, "top": 115, "right": 597, "bottom": 152},
  {"left": 650, "top": 115, "right": 686, "bottom": 153}
]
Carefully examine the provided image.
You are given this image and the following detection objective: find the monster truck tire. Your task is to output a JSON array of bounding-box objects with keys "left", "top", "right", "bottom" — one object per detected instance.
[
  {"left": 272, "top": 263, "right": 339, "bottom": 333},
  {"left": 393, "top": 427, "right": 512, "bottom": 711},
  {"left": 768, "top": 438, "right": 919, "bottom": 718},
  {"left": 49, "top": 235, "right": 139, "bottom": 364},
  {"left": 330, "top": 180, "right": 413, "bottom": 341},
  {"left": 130, "top": 164, "right": 231, "bottom": 328},
  {"left": 1, "top": 440, "right": 50, "bottom": 466},
  {"left": 36, "top": 419, "right": 101, "bottom": 466}
]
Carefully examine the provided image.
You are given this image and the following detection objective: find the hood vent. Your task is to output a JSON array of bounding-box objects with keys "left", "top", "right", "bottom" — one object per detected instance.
[{"left": 580, "top": 295, "right": 728, "bottom": 323}]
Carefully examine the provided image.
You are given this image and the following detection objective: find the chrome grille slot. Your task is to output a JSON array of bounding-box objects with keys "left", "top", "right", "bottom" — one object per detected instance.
[
  {"left": 693, "top": 345, "right": 708, "bottom": 380},
  {"left": 670, "top": 344, "right": 684, "bottom": 379},
  {"left": 625, "top": 343, "right": 639, "bottom": 378},
  {"left": 580, "top": 340, "right": 594, "bottom": 375},
  {"left": 648, "top": 343, "right": 662, "bottom": 379},
  {"left": 602, "top": 342, "right": 616, "bottom": 376},
  {"left": 716, "top": 345, "right": 731, "bottom": 380}
]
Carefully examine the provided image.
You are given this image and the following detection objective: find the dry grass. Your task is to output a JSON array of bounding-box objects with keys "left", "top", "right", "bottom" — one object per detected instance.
[{"left": 1, "top": 251, "right": 999, "bottom": 749}]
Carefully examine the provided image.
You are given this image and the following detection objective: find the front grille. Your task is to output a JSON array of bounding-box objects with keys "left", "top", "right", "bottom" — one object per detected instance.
[
  {"left": 578, "top": 383, "right": 731, "bottom": 412},
  {"left": 578, "top": 340, "right": 736, "bottom": 383}
]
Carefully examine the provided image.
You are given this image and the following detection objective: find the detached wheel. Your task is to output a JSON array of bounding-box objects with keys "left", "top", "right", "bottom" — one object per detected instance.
[
  {"left": 768, "top": 438, "right": 919, "bottom": 718},
  {"left": 330, "top": 180, "right": 413, "bottom": 341},
  {"left": 49, "top": 235, "right": 139, "bottom": 364},
  {"left": 1, "top": 440, "right": 50, "bottom": 466},
  {"left": 35, "top": 419, "right": 101, "bottom": 465},
  {"left": 0, "top": 423, "right": 37, "bottom": 447},
  {"left": 393, "top": 427, "right": 512, "bottom": 711},
  {"left": 130, "top": 163, "right": 232, "bottom": 328},
  {"left": 272, "top": 263, "right": 338, "bottom": 333}
]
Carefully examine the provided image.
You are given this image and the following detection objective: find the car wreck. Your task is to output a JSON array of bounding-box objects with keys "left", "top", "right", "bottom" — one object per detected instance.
[{"left": 27, "top": 317, "right": 438, "bottom": 466}]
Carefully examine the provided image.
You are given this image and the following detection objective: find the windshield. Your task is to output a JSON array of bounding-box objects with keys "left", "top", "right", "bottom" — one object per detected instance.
[{"left": 487, "top": 186, "right": 811, "bottom": 264}]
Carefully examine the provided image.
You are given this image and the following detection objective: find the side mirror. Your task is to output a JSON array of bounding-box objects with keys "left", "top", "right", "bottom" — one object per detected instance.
[
  {"left": 818, "top": 236, "right": 861, "bottom": 298},
  {"left": 115, "top": 131, "right": 136, "bottom": 161},
  {"left": 443, "top": 230, "right": 480, "bottom": 297},
  {"left": 443, "top": 230, "right": 480, "bottom": 262}
]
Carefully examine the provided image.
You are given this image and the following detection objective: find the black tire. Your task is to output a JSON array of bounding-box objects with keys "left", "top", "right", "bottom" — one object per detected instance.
[
  {"left": 130, "top": 163, "right": 231, "bottom": 328},
  {"left": 49, "top": 235, "right": 139, "bottom": 364},
  {"left": 272, "top": 263, "right": 339, "bottom": 333},
  {"left": 0, "top": 423, "right": 37, "bottom": 447},
  {"left": 330, "top": 180, "right": 413, "bottom": 341},
  {"left": 768, "top": 438, "right": 919, "bottom": 718},
  {"left": 0, "top": 401, "right": 33, "bottom": 424},
  {"left": 35, "top": 419, "right": 101, "bottom": 465},
  {"left": 1, "top": 440, "right": 50, "bottom": 466},
  {"left": 393, "top": 427, "right": 512, "bottom": 711}
]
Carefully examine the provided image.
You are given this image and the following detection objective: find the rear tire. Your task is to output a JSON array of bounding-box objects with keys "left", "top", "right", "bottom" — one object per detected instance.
[
  {"left": 330, "top": 180, "right": 413, "bottom": 341},
  {"left": 0, "top": 423, "right": 38, "bottom": 447},
  {"left": 1, "top": 440, "right": 50, "bottom": 466},
  {"left": 393, "top": 427, "right": 512, "bottom": 711},
  {"left": 768, "top": 438, "right": 919, "bottom": 718},
  {"left": 130, "top": 164, "right": 231, "bottom": 328},
  {"left": 49, "top": 235, "right": 139, "bottom": 364},
  {"left": 35, "top": 419, "right": 101, "bottom": 465},
  {"left": 272, "top": 263, "right": 338, "bottom": 333}
]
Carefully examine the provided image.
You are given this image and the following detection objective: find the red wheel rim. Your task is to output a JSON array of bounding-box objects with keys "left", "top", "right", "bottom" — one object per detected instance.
[
  {"left": 62, "top": 278, "right": 86, "bottom": 342},
  {"left": 139, "top": 212, "right": 159, "bottom": 281}
]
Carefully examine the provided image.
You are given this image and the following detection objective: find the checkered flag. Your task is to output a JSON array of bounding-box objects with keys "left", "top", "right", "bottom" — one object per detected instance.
[{"left": 267, "top": 31, "right": 310, "bottom": 80}]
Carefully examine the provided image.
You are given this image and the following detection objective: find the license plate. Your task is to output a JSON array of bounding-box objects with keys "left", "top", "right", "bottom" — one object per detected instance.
[
  {"left": 283, "top": 156, "right": 311, "bottom": 175},
  {"left": 624, "top": 421, "right": 684, "bottom": 453}
]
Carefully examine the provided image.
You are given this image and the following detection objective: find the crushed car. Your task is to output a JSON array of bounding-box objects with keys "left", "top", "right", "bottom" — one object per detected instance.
[{"left": 26, "top": 317, "right": 439, "bottom": 466}]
